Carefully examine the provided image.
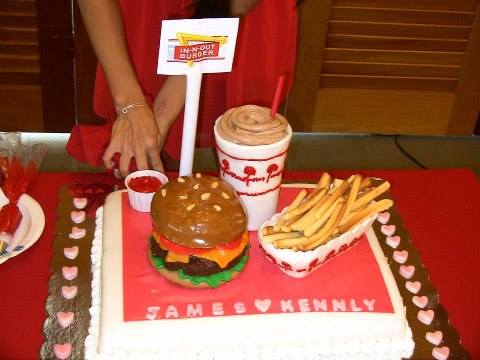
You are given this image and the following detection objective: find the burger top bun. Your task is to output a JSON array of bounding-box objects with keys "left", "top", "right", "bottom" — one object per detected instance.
[{"left": 151, "top": 173, "right": 247, "bottom": 249}]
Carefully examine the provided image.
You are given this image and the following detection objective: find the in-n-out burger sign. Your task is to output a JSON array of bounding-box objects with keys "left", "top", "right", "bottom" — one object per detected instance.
[
  {"left": 174, "top": 42, "right": 220, "bottom": 61},
  {"left": 170, "top": 32, "right": 227, "bottom": 66}
]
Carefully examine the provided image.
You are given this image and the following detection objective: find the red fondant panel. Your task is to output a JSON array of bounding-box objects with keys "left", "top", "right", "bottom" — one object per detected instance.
[{"left": 122, "top": 187, "right": 394, "bottom": 321}]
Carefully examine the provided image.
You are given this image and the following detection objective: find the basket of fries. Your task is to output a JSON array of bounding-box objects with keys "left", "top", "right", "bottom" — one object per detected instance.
[{"left": 258, "top": 173, "right": 392, "bottom": 278}]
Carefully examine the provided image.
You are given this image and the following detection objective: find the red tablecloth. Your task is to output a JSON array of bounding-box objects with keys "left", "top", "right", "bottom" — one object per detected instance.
[{"left": 0, "top": 169, "right": 479, "bottom": 359}]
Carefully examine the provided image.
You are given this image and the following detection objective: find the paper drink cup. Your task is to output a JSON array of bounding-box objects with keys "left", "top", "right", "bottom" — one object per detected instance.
[{"left": 214, "top": 118, "right": 292, "bottom": 230}]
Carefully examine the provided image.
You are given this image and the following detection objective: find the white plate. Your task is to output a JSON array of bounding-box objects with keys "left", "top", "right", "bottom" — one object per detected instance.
[{"left": 0, "top": 188, "right": 45, "bottom": 264}]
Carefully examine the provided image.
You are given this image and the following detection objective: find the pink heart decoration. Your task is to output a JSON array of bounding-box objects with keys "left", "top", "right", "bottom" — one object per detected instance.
[
  {"left": 386, "top": 236, "right": 401, "bottom": 248},
  {"left": 69, "top": 227, "right": 86, "bottom": 239},
  {"left": 406, "top": 281, "right": 421, "bottom": 294},
  {"left": 432, "top": 346, "right": 450, "bottom": 360},
  {"left": 57, "top": 311, "right": 74, "bottom": 328},
  {"left": 377, "top": 212, "right": 390, "bottom": 224},
  {"left": 426, "top": 331, "right": 443, "bottom": 346},
  {"left": 418, "top": 309, "right": 435, "bottom": 325},
  {"left": 70, "top": 211, "right": 86, "bottom": 224},
  {"left": 254, "top": 299, "right": 272, "bottom": 313},
  {"left": 53, "top": 343, "right": 72, "bottom": 360},
  {"left": 412, "top": 295, "right": 428, "bottom": 308},
  {"left": 63, "top": 246, "right": 79, "bottom": 260},
  {"left": 62, "top": 266, "right": 78, "bottom": 280},
  {"left": 73, "top": 197, "right": 87, "bottom": 209},
  {"left": 393, "top": 250, "right": 408, "bottom": 264},
  {"left": 381, "top": 224, "right": 396, "bottom": 236},
  {"left": 61, "top": 286, "right": 78, "bottom": 299},
  {"left": 399, "top": 265, "right": 415, "bottom": 279}
]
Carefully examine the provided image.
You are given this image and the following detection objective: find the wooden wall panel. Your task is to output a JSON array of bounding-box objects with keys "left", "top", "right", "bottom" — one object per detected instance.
[
  {"left": 0, "top": 0, "right": 43, "bottom": 131},
  {"left": 286, "top": 1, "right": 332, "bottom": 132},
  {"left": 72, "top": 1, "right": 104, "bottom": 126},
  {"left": 313, "top": 89, "right": 454, "bottom": 134},
  {"left": 0, "top": 85, "right": 43, "bottom": 132},
  {"left": 447, "top": 2, "right": 480, "bottom": 134},
  {"left": 287, "top": 0, "right": 480, "bottom": 135},
  {"left": 37, "top": 0, "right": 75, "bottom": 132}
]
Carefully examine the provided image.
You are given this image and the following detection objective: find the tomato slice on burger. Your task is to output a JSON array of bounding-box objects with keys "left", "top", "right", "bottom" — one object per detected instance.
[
  {"left": 215, "top": 236, "right": 242, "bottom": 250},
  {"left": 155, "top": 230, "right": 243, "bottom": 255},
  {"left": 158, "top": 234, "right": 210, "bottom": 255}
]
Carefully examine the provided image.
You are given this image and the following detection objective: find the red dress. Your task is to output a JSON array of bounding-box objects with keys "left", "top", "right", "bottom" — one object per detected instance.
[{"left": 67, "top": 0, "right": 298, "bottom": 167}]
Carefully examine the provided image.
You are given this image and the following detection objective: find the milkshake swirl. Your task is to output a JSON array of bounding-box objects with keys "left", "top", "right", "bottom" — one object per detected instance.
[{"left": 216, "top": 105, "right": 289, "bottom": 146}]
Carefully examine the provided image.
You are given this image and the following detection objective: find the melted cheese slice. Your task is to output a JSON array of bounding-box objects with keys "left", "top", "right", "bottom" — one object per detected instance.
[{"left": 153, "top": 231, "right": 249, "bottom": 268}]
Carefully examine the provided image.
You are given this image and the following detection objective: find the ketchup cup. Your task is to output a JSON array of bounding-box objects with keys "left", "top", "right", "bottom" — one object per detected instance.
[{"left": 125, "top": 170, "right": 169, "bottom": 212}]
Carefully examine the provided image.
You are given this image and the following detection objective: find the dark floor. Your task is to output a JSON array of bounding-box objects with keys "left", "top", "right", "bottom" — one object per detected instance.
[{"left": 24, "top": 132, "right": 480, "bottom": 179}]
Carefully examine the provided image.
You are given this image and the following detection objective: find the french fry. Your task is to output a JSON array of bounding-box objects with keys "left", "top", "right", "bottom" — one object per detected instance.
[
  {"left": 283, "top": 188, "right": 327, "bottom": 220},
  {"left": 301, "top": 202, "right": 347, "bottom": 251},
  {"left": 338, "top": 199, "right": 393, "bottom": 234},
  {"left": 314, "top": 180, "right": 349, "bottom": 220},
  {"left": 274, "top": 236, "right": 310, "bottom": 249},
  {"left": 304, "top": 196, "right": 344, "bottom": 237},
  {"left": 261, "top": 226, "right": 277, "bottom": 236},
  {"left": 261, "top": 231, "right": 301, "bottom": 244},
  {"left": 316, "top": 172, "right": 332, "bottom": 190},
  {"left": 359, "top": 177, "right": 372, "bottom": 191},
  {"left": 290, "top": 193, "right": 331, "bottom": 231},
  {"left": 280, "top": 213, "right": 304, "bottom": 232},
  {"left": 273, "top": 188, "right": 309, "bottom": 231},
  {"left": 284, "top": 188, "right": 308, "bottom": 213},
  {"left": 343, "top": 174, "right": 362, "bottom": 219},
  {"left": 260, "top": 172, "right": 393, "bottom": 253},
  {"left": 339, "top": 209, "right": 361, "bottom": 226},
  {"left": 351, "top": 181, "right": 390, "bottom": 211}
]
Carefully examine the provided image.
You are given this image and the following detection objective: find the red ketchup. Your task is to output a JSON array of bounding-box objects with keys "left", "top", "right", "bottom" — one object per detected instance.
[{"left": 128, "top": 176, "right": 162, "bottom": 193}]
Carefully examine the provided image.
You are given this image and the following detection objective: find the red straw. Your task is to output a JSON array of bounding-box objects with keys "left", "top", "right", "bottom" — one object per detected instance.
[{"left": 270, "top": 75, "right": 285, "bottom": 118}]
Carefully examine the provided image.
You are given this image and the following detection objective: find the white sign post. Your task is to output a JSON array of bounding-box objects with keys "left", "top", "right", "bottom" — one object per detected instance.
[{"left": 157, "top": 18, "right": 239, "bottom": 176}]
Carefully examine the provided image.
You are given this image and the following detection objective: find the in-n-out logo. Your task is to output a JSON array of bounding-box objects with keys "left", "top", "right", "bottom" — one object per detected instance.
[{"left": 168, "top": 32, "right": 227, "bottom": 67}]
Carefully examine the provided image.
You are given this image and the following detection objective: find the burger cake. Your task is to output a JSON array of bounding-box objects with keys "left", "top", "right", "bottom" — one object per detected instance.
[{"left": 148, "top": 173, "right": 249, "bottom": 288}]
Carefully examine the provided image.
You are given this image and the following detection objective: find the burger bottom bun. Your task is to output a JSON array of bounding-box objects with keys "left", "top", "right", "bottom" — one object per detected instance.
[{"left": 147, "top": 248, "right": 246, "bottom": 289}]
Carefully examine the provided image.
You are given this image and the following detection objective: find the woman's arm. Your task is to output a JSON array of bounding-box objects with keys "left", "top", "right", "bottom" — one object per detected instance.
[
  {"left": 76, "top": 0, "right": 164, "bottom": 177},
  {"left": 76, "top": 0, "right": 143, "bottom": 109},
  {"left": 152, "top": 75, "right": 187, "bottom": 152}
]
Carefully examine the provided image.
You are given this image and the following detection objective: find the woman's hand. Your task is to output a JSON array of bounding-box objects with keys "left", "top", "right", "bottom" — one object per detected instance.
[{"left": 103, "top": 105, "right": 164, "bottom": 178}]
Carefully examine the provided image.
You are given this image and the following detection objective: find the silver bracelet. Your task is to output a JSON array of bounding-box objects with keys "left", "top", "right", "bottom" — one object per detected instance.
[{"left": 116, "top": 102, "right": 146, "bottom": 115}]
